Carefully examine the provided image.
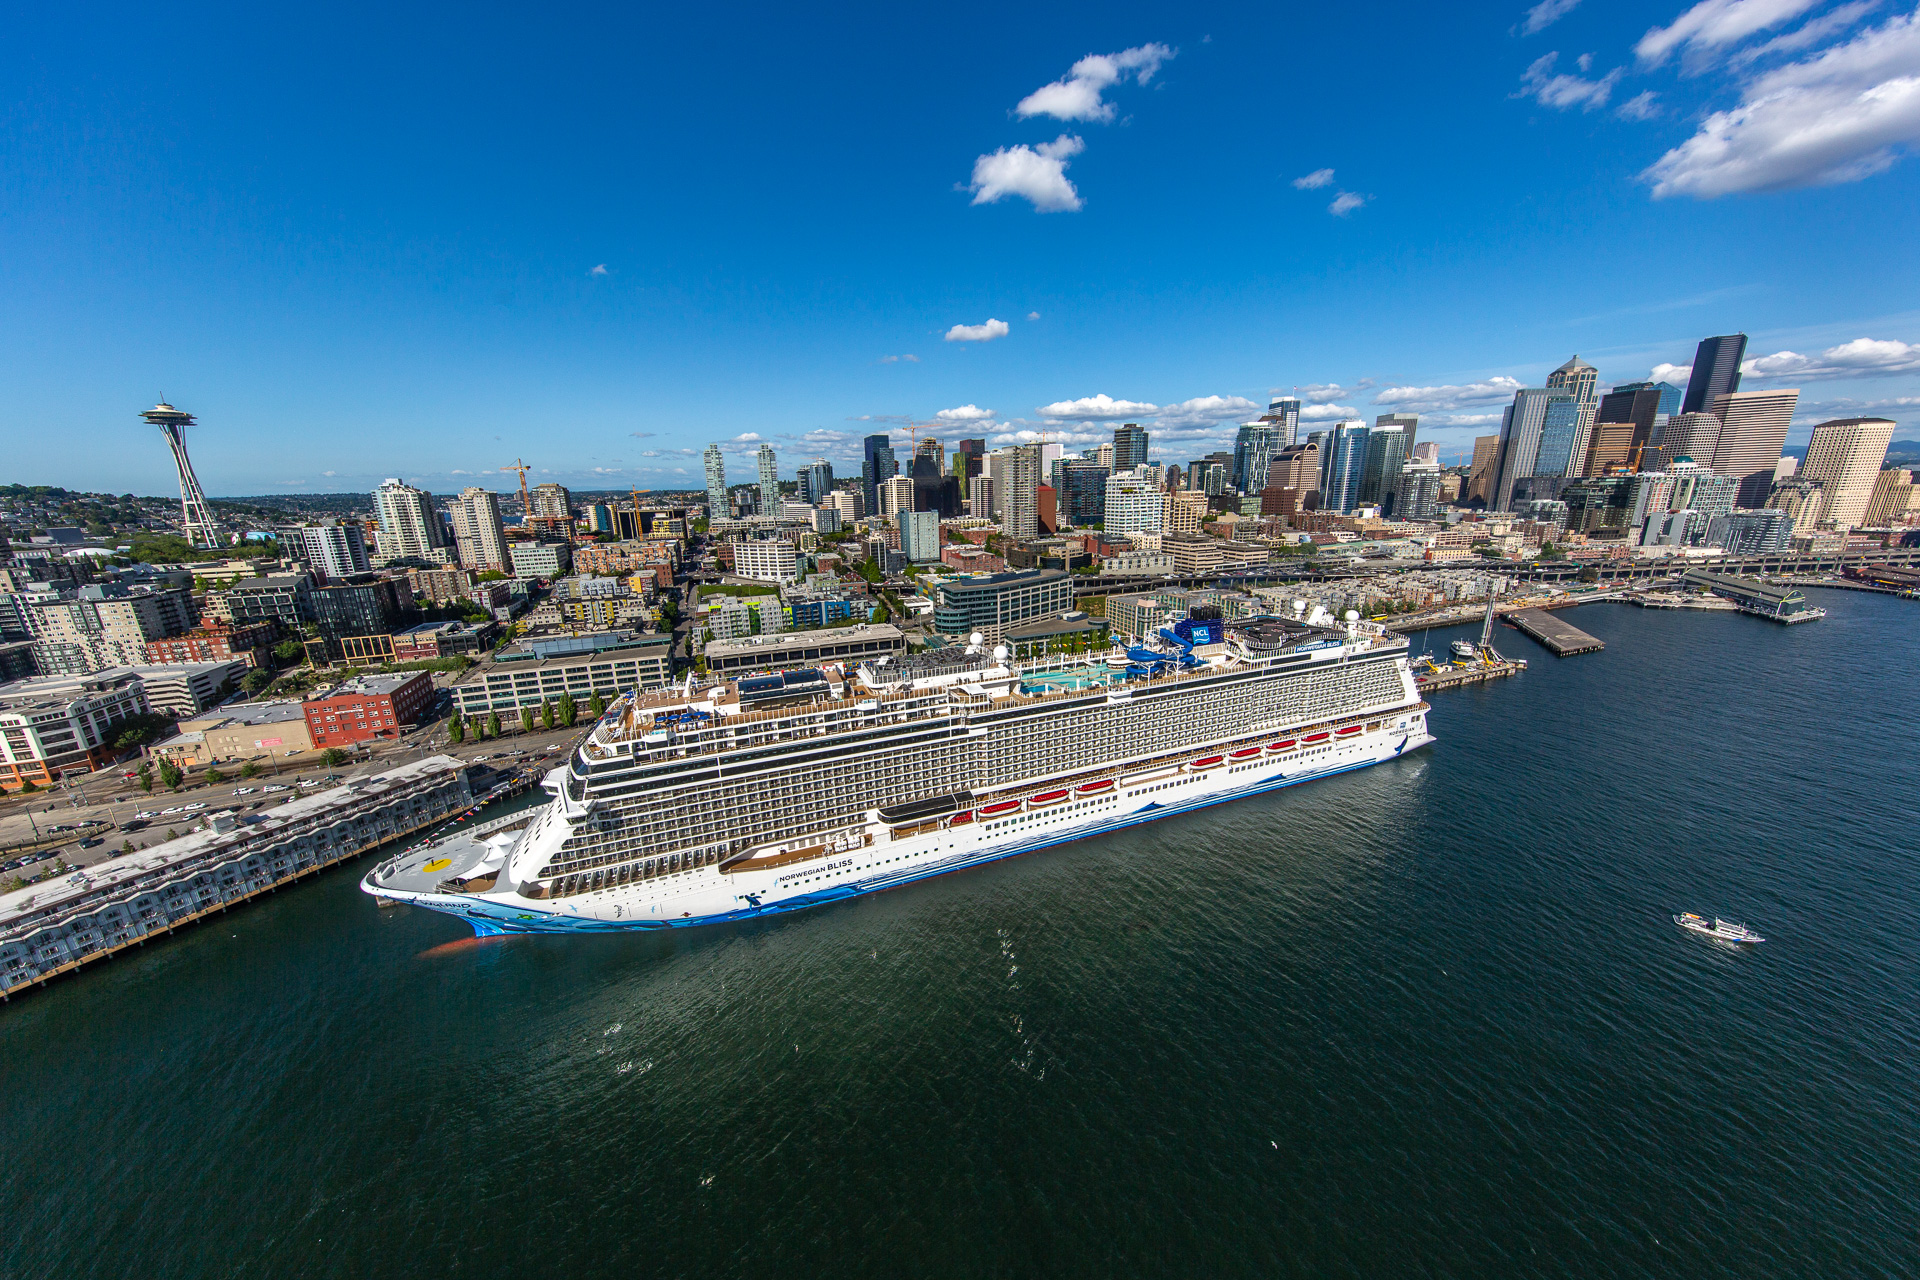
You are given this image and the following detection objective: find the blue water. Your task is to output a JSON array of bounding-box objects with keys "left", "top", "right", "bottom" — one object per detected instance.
[{"left": 3, "top": 590, "right": 1917, "bottom": 1278}]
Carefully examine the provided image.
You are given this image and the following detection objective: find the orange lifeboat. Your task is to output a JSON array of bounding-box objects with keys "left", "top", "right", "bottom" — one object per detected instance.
[
  {"left": 1302, "top": 732, "right": 1331, "bottom": 744},
  {"left": 1190, "top": 755, "right": 1225, "bottom": 769},
  {"left": 1337, "top": 725, "right": 1362, "bottom": 736},
  {"left": 980, "top": 800, "right": 1020, "bottom": 817},
  {"left": 1229, "top": 747, "right": 1262, "bottom": 761},
  {"left": 1028, "top": 790, "right": 1070, "bottom": 807},
  {"left": 1267, "top": 739, "right": 1297, "bottom": 752},
  {"left": 1075, "top": 780, "right": 1115, "bottom": 795}
]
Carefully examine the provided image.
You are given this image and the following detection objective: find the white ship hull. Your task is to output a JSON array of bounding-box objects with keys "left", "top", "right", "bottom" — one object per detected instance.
[{"left": 367, "top": 718, "right": 1432, "bottom": 935}]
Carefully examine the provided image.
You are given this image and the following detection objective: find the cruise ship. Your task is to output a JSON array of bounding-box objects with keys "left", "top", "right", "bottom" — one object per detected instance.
[{"left": 362, "top": 606, "right": 1433, "bottom": 934}]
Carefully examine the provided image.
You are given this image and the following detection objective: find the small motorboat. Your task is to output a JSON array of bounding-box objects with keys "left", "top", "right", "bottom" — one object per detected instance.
[
  {"left": 1674, "top": 912, "right": 1765, "bottom": 943},
  {"left": 1450, "top": 639, "right": 1479, "bottom": 660}
]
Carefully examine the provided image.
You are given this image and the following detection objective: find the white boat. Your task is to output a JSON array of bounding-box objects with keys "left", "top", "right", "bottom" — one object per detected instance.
[
  {"left": 1450, "top": 639, "right": 1478, "bottom": 660},
  {"left": 1674, "top": 912, "right": 1765, "bottom": 943}
]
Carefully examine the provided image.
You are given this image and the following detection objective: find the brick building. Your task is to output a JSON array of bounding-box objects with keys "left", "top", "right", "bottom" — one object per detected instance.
[
  {"left": 302, "top": 672, "right": 436, "bottom": 748},
  {"left": 143, "top": 619, "right": 280, "bottom": 669}
]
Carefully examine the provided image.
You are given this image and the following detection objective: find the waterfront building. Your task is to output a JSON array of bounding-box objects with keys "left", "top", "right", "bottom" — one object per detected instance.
[
  {"left": 451, "top": 487, "right": 512, "bottom": 573},
  {"left": 373, "top": 479, "right": 453, "bottom": 564},
  {"left": 1113, "top": 423, "right": 1150, "bottom": 471},
  {"left": 1705, "top": 509, "right": 1794, "bottom": 554},
  {"left": 703, "top": 444, "right": 728, "bottom": 517},
  {"left": 1710, "top": 390, "right": 1801, "bottom": 507},
  {"left": 862, "top": 434, "right": 897, "bottom": 515},
  {"left": 931, "top": 569, "right": 1074, "bottom": 640},
  {"left": 703, "top": 623, "right": 906, "bottom": 675},
  {"left": 731, "top": 539, "right": 800, "bottom": 584},
  {"left": 449, "top": 632, "right": 674, "bottom": 716},
  {"left": 1800, "top": 418, "right": 1896, "bottom": 528},
  {"left": 1682, "top": 333, "right": 1748, "bottom": 416},
  {"left": 0, "top": 669, "right": 150, "bottom": 790},
  {"left": 302, "top": 672, "right": 436, "bottom": 748}
]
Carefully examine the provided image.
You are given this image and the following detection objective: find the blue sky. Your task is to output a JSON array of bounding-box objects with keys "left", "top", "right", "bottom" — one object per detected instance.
[{"left": 5, "top": 0, "right": 1918, "bottom": 495}]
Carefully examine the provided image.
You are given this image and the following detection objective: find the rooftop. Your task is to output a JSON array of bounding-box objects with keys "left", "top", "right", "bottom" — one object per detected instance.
[
  {"left": 307, "top": 672, "right": 428, "bottom": 701},
  {"left": 703, "top": 623, "right": 905, "bottom": 658}
]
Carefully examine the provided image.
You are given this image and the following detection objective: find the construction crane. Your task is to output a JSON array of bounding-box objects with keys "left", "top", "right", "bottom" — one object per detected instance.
[{"left": 501, "top": 458, "right": 532, "bottom": 518}]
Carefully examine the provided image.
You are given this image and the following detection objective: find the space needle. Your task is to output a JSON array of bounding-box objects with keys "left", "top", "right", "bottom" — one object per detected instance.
[{"left": 141, "top": 401, "right": 225, "bottom": 549}]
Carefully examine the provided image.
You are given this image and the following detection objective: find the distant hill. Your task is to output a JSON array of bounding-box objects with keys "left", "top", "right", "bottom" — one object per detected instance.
[{"left": 1780, "top": 441, "right": 1920, "bottom": 463}]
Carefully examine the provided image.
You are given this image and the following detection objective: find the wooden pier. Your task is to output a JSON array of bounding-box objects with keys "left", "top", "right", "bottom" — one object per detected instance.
[
  {"left": 1507, "top": 608, "right": 1605, "bottom": 656},
  {"left": 1415, "top": 653, "right": 1527, "bottom": 692}
]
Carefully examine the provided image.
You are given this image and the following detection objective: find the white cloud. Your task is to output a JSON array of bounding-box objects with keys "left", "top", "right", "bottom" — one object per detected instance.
[
  {"left": 1424, "top": 412, "right": 1507, "bottom": 427},
  {"left": 321, "top": 470, "right": 337, "bottom": 477},
  {"left": 731, "top": 432, "right": 763, "bottom": 442},
  {"left": 1728, "top": 0, "right": 1886, "bottom": 69},
  {"left": 1292, "top": 167, "right": 1336, "bottom": 189},
  {"left": 1373, "top": 375, "right": 1526, "bottom": 412},
  {"left": 1636, "top": 0, "right": 1822, "bottom": 67},
  {"left": 1798, "top": 393, "right": 1920, "bottom": 413},
  {"left": 969, "top": 135, "right": 1085, "bottom": 211},
  {"left": 1035, "top": 393, "right": 1160, "bottom": 420},
  {"left": 1152, "top": 395, "right": 1261, "bottom": 429},
  {"left": 1027, "top": 310, "right": 1041, "bottom": 320},
  {"left": 628, "top": 431, "right": 656, "bottom": 439},
  {"left": 1015, "top": 44, "right": 1176, "bottom": 122},
  {"left": 1328, "top": 190, "right": 1369, "bottom": 215},
  {"left": 879, "top": 354, "right": 921, "bottom": 363},
  {"left": 588, "top": 264, "right": 609, "bottom": 276},
  {"left": 1617, "top": 90, "right": 1665, "bottom": 119},
  {"left": 944, "top": 318, "right": 1012, "bottom": 343},
  {"left": 936, "top": 404, "right": 997, "bottom": 421},
  {"left": 1645, "top": 10, "right": 1920, "bottom": 197},
  {"left": 1518, "top": 51, "right": 1624, "bottom": 110},
  {"left": 1741, "top": 336, "right": 1920, "bottom": 378},
  {"left": 1651, "top": 361, "right": 1694, "bottom": 383},
  {"left": 1299, "top": 380, "right": 1375, "bottom": 403},
  {"left": 1522, "top": 0, "right": 1583, "bottom": 35},
  {"left": 1299, "top": 402, "right": 1360, "bottom": 421}
]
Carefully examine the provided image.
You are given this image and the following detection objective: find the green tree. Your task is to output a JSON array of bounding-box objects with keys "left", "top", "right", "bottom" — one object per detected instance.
[
  {"left": 448, "top": 714, "right": 465, "bottom": 744},
  {"left": 520, "top": 707, "right": 535, "bottom": 734},
  {"left": 588, "top": 691, "right": 605, "bottom": 718},
  {"left": 320, "top": 747, "right": 350, "bottom": 767},
  {"left": 541, "top": 701, "right": 555, "bottom": 731},
  {"left": 204, "top": 766, "right": 226, "bottom": 785},
  {"left": 1577, "top": 566, "right": 1600, "bottom": 584},
  {"left": 487, "top": 711, "right": 502, "bottom": 738},
  {"left": 165, "top": 829, "right": 180, "bottom": 842},
  {"left": 239, "top": 761, "right": 260, "bottom": 779},
  {"left": 273, "top": 639, "right": 305, "bottom": 664},
  {"left": 556, "top": 693, "right": 578, "bottom": 728},
  {"left": 19, "top": 777, "right": 37, "bottom": 793},
  {"left": 241, "top": 668, "right": 274, "bottom": 694},
  {"left": 156, "top": 760, "right": 184, "bottom": 790},
  {"left": 121, "top": 839, "right": 135, "bottom": 855}
]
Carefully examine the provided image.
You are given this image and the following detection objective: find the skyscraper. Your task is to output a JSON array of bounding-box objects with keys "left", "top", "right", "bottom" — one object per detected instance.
[
  {"left": 993, "top": 444, "right": 1041, "bottom": 540},
  {"left": 798, "top": 458, "right": 834, "bottom": 505},
  {"left": 1265, "top": 398, "right": 1302, "bottom": 446},
  {"left": 1467, "top": 435, "right": 1501, "bottom": 506},
  {"left": 862, "top": 434, "right": 897, "bottom": 515},
  {"left": 373, "top": 478, "right": 452, "bottom": 562},
  {"left": 1231, "top": 423, "right": 1284, "bottom": 495},
  {"left": 1411, "top": 442, "right": 1440, "bottom": 464},
  {"left": 703, "top": 443, "right": 727, "bottom": 516},
  {"left": 1864, "top": 468, "right": 1914, "bottom": 526},
  {"left": 1396, "top": 460, "right": 1443, "bottom": 521},
  {"left": 450, "top": 487, "right": 510, "bottom": 573},
  {"left": 141, "top": 402, "right": 224, "bottom": 549},
  {"left": 1683, "top": 334, "right": 1748, "bottom": 416},
  {"left": 954, "top": 438, "right": 986, "bottom": 499},
  {"left": 1657, "top": 412, "right": 1724, "bottom": 469},
  {"left": 756, "top": 443, "right": 780, "bottom": 518},
  {"left": 1589, "top": 381, "right": 1683, "bottom": 474},
  {"left": 1490, "top": 389, "right": 1576, "bottom": 511},
  {"left": 1321, "top": 421, "right": 1371, "bottom": 514},
  {"left": 1054, "top": 458, "right": 1110, "bottom": 526},
  {"left": 1545, "top": 356, "right": 1598, "bottom": 467},
  {"left": 1710, "top": 389, "right": 1800, "bottom": 506},
  {"left": 284, "top": 523, "right": 371, "bottom": 581},
  {"left": 1365, "top": 415, "right": 1417, "bottom": 511},
  {"left": 1800, "top": 417, "right": 1896, "bottom": 528},
  {"left": 1112, "top": 423, "right": 1149, "bottom": 471},
  {"left": 1103, "top": 469, "right": 1163, "bottom": 535}
]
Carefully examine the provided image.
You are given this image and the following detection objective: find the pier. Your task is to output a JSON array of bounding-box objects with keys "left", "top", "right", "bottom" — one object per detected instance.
[
  {"left": 1415, "top": 652, "right": 1527, "bottom": 692},
  {"left": 1507, "top": 608, "right": 1605, "bottom": 656}
]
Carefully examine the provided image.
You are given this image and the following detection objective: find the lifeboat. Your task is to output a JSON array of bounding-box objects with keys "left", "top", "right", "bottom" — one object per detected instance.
[
  {"left": 980, "top": 800, "right": 1021, "bottom": 817},
  {"left": 1075, "top": 780, "right": 1115, "bottom": 795},
  {"left": 1229, "top": 747, "right": 1262, "bottom": 761},
  {"left": 1028, "top": 790, "right": 1070, "bottom": 807},
  {"left": 1267, "top": 739, "right": 1297, "bottom": 752},
  {"left": 1190, "top": 755, "right": 1225, "bottom": 769},
  {"left": 1302, "top": 732, "right": 1331, "bottom": 744},
  {"left": 949, "top": 810, "right": 974, "bottom": 825},
  {"left": 1336, "top": 725, "right": 1362, "bottom": 737}
]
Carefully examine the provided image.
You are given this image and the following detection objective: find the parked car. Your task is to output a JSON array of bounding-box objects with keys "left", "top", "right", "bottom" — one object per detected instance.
[
  {"left": 263, "top": 784, "right": 289, "bottom": 793},
  {"left": 160, "top": 806, "right": 186, "bottom": 815},
  {"left": 182, "top": 802, "right": 207, "bottom": 811},
  {"left": 49, "top": 824, "right": 74, "bottom": 833},
  {"left": 77, "top": 837, "right": 104, "bottom": 849},
  {"left": 134, "top": 811, "right": 159, "bottom": 820},
  {"left": 22, "top": 851, "right": 54, "bottom": 864},
  {"left": 234, "top": 787, "right": 257, "bottom": 795},
  {"left": 121, "top": 820, "right": 149, "bottom": 832},
  {"left": 1, "top": 859, "right": 23, "bottom": 872},
  {"left": 297, "top": 779, "right": 320, "bottom": 788}
]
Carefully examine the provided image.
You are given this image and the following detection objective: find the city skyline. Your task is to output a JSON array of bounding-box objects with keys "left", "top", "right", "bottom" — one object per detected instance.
[{"left": 7, "top": 1, "right": 1920, "bottom": 496}]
